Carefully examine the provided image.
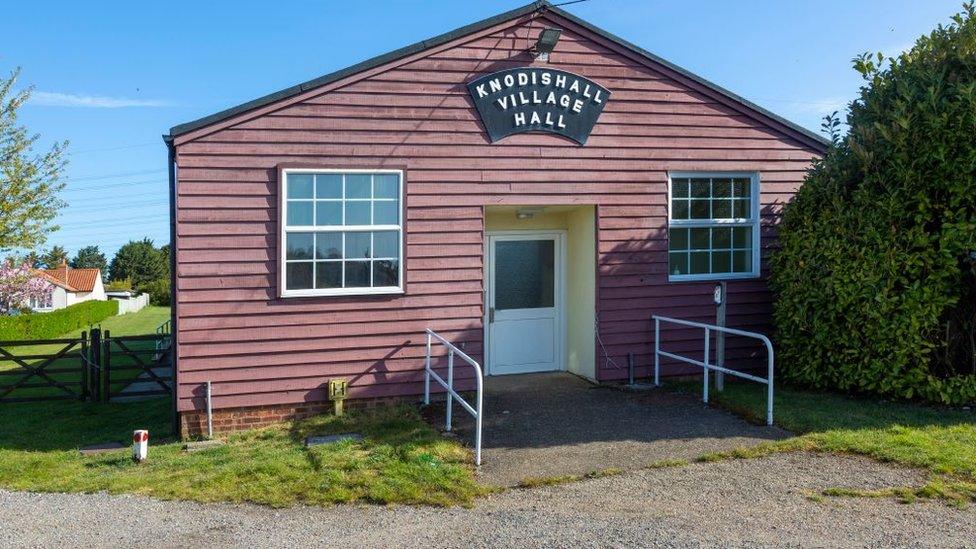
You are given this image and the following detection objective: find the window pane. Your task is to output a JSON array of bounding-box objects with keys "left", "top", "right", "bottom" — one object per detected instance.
[
  {"left": 671, "top": 178, "right": 690, "bottom": 198},
  {"left": 690, "top": 199, "right": 710, "bottom": 219},
  {"left": 345, "top": 232, "right": 371, "bottom": 259},
  {"left": 286, "top": 262, "right": 313, "bottom": 290},
  {"left": 374, "top": 174, "right": 399, "bottom": 199},
  {"left": 690, "top": 228, "right": 710, "bottom": 250},
  {"left": 315, "top": 201, "right": 342, "bottom": 226},
  {"left": 344, "top": 261, "right": 371, "bottom": 287},
  {"left": 287, "top": 201, "right": 313, "bottom": 226},
  {"left": 315, "top": 262, "right": 342, "bottom": 289},
  {"left": 286, "top": 233, "right": 314, "bottom": 260},
  {"left": 690, "top": 179, "right": 710, "bottom": 198},
  {"left": 373, "top": 260, "right": 399, "bottom": 287},
  {"left": 733, "top": 227, "right": 752, "bottom": 248},
  {"left": 733, "top": 178, "right": 751, "bottom": 198},
  {"left": 345, "top": 201, "right": 370, "bottom": 225},
  {"left": 733, "top": 199, "right": 751, "bottom": 219},
  {"left": 373, "top": 231, "right": 398, "bottom": 258},
  {"left": 315, "top": 233, "right": 342, "bottom": 259},
  {"left": 712, "top": 227, "right": 732, "bottom": 249},
  {"left": 316, "top": 174, "right": 342, "bottom": 199},
  {"left": 712, "top": 179, "right": 732, "bottom": 198},
  {"left": 346, "top": 175, "right": 371, "bottom": 199},
  {"left": 733, "top": 250, "right": 752, "bottom": 272},
  {"left": 690, "top": 251, "right": 710, "bottom": 274},
  {"left": 287, "top": 174, "right": 313, "bottom": 198},
  {"left": 669, "top": 228, "right": 689, "bottom": 251},
  {"left": 494, "top": 239, "right": 555, "bottom": 310},
  {"left": 373, "top": 201, "right": 399, "bottom": 225},
  {"left": 671, "top": 199, "right": 690, "bottom": 220},
  {"left": 712, "top": 250, "right": 731, "bottom": 273},
  {"left": 669, "top": 252, "right": 688, "bottom": 275},
  {"left": 711, "top": 199, "right": 732, "bottom": 219}
]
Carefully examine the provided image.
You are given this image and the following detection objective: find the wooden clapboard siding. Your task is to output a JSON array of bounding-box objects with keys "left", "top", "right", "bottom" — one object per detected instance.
[{"left": 171, "top": 9, "right": 821, "bottom": 412}]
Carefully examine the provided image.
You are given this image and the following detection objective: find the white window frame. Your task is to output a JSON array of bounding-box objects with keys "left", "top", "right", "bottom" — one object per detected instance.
[
  {"left": 667, "top": 171, "right": 761, "bottom": 282},
  {"left": 279, "top": 168, "right": 405, "bottom": 298}
]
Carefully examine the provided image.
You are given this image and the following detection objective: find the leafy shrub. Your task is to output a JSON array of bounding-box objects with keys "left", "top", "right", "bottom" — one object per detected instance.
[
  {"left": 770, "top": 5, "right": 976, "bottom": 405},
  {"left": 104, "top": 278, "right": 132, "bottom": 292},
  {"left": 142, "top": 278, "right": 171, "bottom": 306},
  {"left": 0, "top": 300, "right": 118, "bottom": 340}
]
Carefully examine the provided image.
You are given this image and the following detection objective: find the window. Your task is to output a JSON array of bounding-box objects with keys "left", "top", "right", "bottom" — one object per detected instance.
[
  {"left": 280, "top": 169, "right": 403, "bottom": 297},
  {"left": 667, "top": 172, "right": 759, "bottom": 281},
  {"left": 30, "top": 294, "right": 53, "bottom": 311}
]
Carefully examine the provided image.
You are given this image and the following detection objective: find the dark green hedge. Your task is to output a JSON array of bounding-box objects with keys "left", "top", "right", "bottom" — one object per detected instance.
[
  {"left": 769, "top": 6, "right": 976, "bottom": 405},
  {"left": 0, "top": 300, "right": 119, "bottom": 341}
]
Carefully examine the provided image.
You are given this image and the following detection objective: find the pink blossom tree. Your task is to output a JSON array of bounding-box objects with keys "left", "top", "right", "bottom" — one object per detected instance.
[{"left": 0, "top": 260, "right": 53, "bottom": 314}]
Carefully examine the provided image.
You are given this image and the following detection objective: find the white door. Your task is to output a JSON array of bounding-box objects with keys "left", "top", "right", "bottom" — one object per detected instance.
[{"left": 487, "top": 233, "right": 563, "bottom": 375}]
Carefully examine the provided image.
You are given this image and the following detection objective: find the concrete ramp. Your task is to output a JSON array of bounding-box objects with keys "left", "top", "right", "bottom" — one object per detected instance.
[{"left": 443, "top": 373, "right": 787, "bottom": 487}]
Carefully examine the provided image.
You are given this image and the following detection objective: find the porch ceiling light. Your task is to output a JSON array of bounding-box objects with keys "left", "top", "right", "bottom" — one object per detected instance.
[
  {"left": 533, "top": 27, "right": 562, "bottom": 61},
  {"left": 516, "top": 206, "right": 546, "bottom": 219}
]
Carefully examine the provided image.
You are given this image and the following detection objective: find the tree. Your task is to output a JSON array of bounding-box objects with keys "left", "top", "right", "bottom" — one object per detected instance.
[
  {"left": 0, "top": 260, "right": 52, "bottom": 314},
  {"left": 769, "top": 4, "right": 976, "bottom": 404},
  {"left": 0, "top": 68, "right": 67, "bottom": 252},
  {"left": 70, "top": 245, "right": 107, "bottom": 271},
  {"left": 40, "top": 245, "right": 68, "bottom": 268},
  {"left": 109, "top": 239, "right": 168, "bottom": 289}
]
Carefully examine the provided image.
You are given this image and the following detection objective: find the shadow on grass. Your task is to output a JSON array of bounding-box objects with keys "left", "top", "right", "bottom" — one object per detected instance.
[{"left": 0, "top": 397, "right": 172, "bottom": 451}]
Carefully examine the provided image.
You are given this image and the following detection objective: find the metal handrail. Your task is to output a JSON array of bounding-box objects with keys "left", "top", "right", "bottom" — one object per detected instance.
[
  {"left": 653, "top": 315, "right": 775, "bottom": 425},
  {"left": 423, "top": 328, "right": 484, "bottom": 466}
]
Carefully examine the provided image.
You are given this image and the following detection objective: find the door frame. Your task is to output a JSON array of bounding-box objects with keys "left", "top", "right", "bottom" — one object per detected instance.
[{"left": 483, "top": 229, "right": 567, "bottom": 376}]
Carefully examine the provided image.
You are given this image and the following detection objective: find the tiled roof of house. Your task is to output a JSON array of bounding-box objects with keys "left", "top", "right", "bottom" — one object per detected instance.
[{"left": 35, "top": 265, "right": 101, "bottom": 293}]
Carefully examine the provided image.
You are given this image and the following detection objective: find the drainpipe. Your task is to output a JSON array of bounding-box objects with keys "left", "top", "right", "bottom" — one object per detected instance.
[{"left": 164, "top": 134, "right": 180, "bottom": 436}]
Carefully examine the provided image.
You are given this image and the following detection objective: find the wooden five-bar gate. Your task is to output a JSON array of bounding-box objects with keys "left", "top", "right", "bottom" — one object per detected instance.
[{"left": 0, "top": 329, "right": 173, "bottom": 403}]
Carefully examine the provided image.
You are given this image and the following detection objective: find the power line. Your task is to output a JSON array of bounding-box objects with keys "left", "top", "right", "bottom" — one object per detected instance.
[
  {"left": 60, "top": 168, "right": 167, "bottom": 184},
  {"left": 67, "top": 142, "right": 160, "bottom": 156}
]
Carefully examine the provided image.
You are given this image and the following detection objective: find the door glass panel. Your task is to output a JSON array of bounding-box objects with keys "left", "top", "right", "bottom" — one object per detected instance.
[{"left": 494, "top": 239, "right": 555, "bottom": 310}]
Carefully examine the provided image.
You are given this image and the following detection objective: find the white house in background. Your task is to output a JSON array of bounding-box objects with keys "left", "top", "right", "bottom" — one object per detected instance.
[{"left": 30, "top": 263, "right": 106, "bottom": 312}]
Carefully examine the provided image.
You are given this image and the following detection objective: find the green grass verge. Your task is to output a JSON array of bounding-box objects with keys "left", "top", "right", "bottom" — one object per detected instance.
[
  {"left": 0, "top": 399, "right": 487, "bottom": 507},
  {"left": 671, "top": 379, "right": 976, "bottom": 507}
]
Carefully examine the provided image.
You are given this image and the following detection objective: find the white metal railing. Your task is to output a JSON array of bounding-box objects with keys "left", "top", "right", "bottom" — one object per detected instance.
[
  {"left": 653, "top": 315, "right": 775, "bottom": 425},
  {"left": 423, "top": 328, "right": 484, "bottom": 466}
]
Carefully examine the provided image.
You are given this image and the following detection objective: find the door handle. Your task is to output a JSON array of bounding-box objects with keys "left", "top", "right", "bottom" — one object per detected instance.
[{"left": 489, "top": 307, "right": 495, "bottom": 323}]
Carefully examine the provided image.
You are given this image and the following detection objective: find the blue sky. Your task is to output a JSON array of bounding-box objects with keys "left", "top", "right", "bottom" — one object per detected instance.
[{"left": 1, "top": 0, "right": 961, "bottom": 259}]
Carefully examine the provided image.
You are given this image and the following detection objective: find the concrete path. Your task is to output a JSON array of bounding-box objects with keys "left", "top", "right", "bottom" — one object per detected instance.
[
  {"left": 440, "top": 373, "right": 787, "bottom": 486},
  {"left": 3, "top": 453, "right": 973, "bottom": 548}
]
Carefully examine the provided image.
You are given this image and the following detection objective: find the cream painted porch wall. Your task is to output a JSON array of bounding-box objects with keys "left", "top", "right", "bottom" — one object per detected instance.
[{"left": 484, "top": 206, "right": 596, "bottom": 380}]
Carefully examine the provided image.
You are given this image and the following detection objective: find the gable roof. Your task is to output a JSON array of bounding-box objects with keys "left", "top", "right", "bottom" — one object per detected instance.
[
  {"left": 165, "top": 0, "right": 829, "bottom": 151},
  {"left": 35, "top": 267, "right": 101, "bottom": 293}
]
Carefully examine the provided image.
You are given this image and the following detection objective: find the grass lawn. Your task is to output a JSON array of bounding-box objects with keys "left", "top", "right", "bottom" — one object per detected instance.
[
  {"left": 0, "top": 399, "right": 486, "bottom": 507},
  {"left": 0, "top": 307, "right": 171, "bottom": 400},
  {"left": 671, "top": 379, "right": 976, "bottom": 506}
]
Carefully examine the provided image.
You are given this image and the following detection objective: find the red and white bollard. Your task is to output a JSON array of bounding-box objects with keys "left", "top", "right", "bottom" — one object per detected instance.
[{"left": 132, "top": 430, "right": 149, "bottom": 462}]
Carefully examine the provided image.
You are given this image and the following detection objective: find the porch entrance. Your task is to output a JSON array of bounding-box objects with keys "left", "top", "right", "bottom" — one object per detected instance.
[{"left": 486, "top": 232, "right": 564, "bottom": 375}]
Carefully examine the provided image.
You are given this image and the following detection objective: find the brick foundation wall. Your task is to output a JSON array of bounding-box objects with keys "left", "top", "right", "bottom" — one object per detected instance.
[{"left": 179, "top": 396, "right": 417, "bottom": 439}]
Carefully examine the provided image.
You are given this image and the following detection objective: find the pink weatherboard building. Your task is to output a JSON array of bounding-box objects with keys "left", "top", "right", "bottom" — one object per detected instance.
[{"left": 164, "top": 1, "right": 826, "bottom": 436}]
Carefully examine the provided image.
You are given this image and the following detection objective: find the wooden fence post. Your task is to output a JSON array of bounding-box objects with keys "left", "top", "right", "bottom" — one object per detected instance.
[
  {"left": 80, "top": 331, "right": 88, "bottom": 401},
  {"left": 90, "top": 329, "right": 102, "bottom": 402},
  {"left": 101, "top": 330, "right": 111, "bottom": 403}
]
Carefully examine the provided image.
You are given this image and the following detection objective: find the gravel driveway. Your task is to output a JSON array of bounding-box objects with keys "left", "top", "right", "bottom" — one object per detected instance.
[{"left": 4, "top": 452, "right": 973, "bottom": 548}]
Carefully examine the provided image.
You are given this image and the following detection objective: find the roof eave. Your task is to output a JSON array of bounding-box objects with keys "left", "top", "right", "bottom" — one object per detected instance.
[
  {"left": 167, "top": 1, "right": 548, "bottom": 138},
  {"left": 543, "top": 4, "right": 830, "bottom": 151},
  {"left": 166, "top": 0, "right": 829, "bottom": 152}
]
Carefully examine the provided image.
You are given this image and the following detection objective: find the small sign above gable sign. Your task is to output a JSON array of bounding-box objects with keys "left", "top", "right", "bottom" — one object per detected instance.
[{"left": 467, "top": 68, "right": 611, "bottom": 145}]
